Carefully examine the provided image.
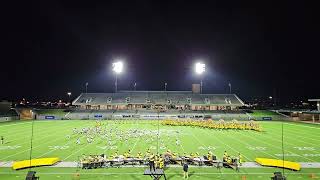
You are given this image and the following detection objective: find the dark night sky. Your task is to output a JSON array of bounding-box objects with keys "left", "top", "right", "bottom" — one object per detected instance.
[{"left": 1, "top": 0, "right": 319, "bottom": 103}]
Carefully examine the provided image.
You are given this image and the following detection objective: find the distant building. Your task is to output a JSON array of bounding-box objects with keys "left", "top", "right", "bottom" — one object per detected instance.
[
  {"left": 0, "top": 100, "right": 19, "bottom": 121},
  {"left": 308, "top": 99, "right": 320, "bottom": 111}
]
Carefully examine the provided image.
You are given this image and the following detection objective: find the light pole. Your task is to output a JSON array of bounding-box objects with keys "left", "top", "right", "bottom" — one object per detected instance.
[
  {"left": 67, "top": 92, "right": 72, "bottom": 104},
  {"left": 195, "top": 62, "right": 206, "bottom": 93},
  {"left": 112, "top": 61, "right": 123, "bottom": 93}
]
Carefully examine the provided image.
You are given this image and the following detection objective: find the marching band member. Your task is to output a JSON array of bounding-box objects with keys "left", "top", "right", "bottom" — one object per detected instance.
[
  {"left": 238, "top": 153, "right": 243, "bottom": 166},
  {"left": 149, "top": 153, "right": 156, "bottom": 172}
]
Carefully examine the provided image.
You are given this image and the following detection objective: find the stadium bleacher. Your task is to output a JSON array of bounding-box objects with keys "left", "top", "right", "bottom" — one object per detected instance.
[{"left": 68, "top": 91, "right": 249, "bottom": 120}]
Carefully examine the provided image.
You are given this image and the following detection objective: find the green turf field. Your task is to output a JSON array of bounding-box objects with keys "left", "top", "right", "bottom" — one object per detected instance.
[{"left": 0, "top": 119, "right": 319, "bottom": 179}]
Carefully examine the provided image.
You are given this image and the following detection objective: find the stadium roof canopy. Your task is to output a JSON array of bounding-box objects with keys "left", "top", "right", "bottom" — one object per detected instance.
[
  {"left": 308, "top": 99, "right": 320, "bottom": 111},
  {"left": 72, "top": 91, "right": 244, "bottom": 106},
  {"left": 308, "top": 99, "right": 320, "bottom": 102}
]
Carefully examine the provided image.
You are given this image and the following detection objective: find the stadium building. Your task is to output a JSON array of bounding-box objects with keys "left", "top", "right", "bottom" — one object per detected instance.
[{"left": 71, "top": 86, "right": 247, "bottom": 120}]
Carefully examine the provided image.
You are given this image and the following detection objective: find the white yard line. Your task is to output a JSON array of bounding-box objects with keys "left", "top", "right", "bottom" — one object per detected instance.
[
  {"left": 168, "top": 124, "right": 185, "bottom": 153},
  {"left": 0, "top": 121, "right": 82, "bottom": 161},
  {"left": 62, "top": 143, "right": 91, "bottom": 161},
  {"left": 1, "top": 121, "right": 78, "bottom": 149},
  {"left": 0, "top": 121, "right": 72, "bottom": 142},
  {"left": 199, "top": 128, "right": 251, "bottom": 160},
  {"left": 221, "top": 131, "right": 278, "bottom": 159},
  {"left": 237, "top": 131, "right": 315, "bottom": 162},
  {"left": 63, "top": 120, "right": 130, "bottom": 161},
  {"left": 284, "top": 122, "right": 320, "bottom": 131},
  {"left": 280, "top": 125, "right": 320, "bottom": 142},
  {"left": 0, "top": 136, "right": 67, "bottom": 161},
  {"left": 0, "top": 121, "right": 32, "bottom": 128},
  {"left": 129, "top": 120, "right": 142, "bottom": 152},
  {"left": 265, "top": 126, "right": 320, "bottom": 149},
  {"left": 36, "top": 141, "right": 73, "bottom": 158}
]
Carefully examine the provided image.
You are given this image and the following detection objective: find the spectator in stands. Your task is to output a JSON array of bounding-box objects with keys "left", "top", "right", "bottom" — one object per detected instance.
[{"left": 183, "top": 161, "right": 189, "bottom": 179}]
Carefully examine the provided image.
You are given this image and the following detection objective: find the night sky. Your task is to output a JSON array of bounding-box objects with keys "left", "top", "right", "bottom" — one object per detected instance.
[{"left": 1, "top": 0, "right": 319, "bottom": 103}]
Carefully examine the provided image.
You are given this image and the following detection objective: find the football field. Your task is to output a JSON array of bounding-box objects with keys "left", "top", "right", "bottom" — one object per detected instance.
[{"left": 0, "top": 119, "right": 320, "bottom": 179}]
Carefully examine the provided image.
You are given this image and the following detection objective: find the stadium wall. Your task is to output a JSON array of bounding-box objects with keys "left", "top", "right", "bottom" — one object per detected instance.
[
  {"left": 0, "top": 116, "right": 19, "bottom": 122},
  {"left": 65, "top": 110, "right": 250, "bottom": 121},
  {"left": 36, "top": 115, "right": 64, "bottom": 120}
]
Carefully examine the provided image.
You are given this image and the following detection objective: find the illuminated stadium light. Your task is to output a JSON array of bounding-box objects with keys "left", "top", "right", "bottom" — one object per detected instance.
[
  {"left": 112, "top": 61, "right": 124, "bottom": 92},
  {"left": 195, "top": 62, "right": 206, "bottom": 74},
  {"left": 112, "top": 61, "right": 123, "bottom": 74},
  {"left": 67, "top": 92, "right": 72, "bottom": 104},
  {"left": 194, "top": 62, "right": 206, "bottom": 93}
]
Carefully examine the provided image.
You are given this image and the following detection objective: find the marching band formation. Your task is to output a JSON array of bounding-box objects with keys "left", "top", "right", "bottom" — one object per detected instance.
[
  {"left": 80, "top": 149, "right": 243, "bottom": 170},
  {"left": 68, "top": 120, "right": 250, "bottom": 171},
  {"left": 162, "top": 119, "right": 262, "bottom": 131}
]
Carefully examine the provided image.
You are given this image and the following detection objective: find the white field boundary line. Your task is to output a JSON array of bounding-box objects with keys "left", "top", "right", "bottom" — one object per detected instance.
[
  {"left": 235, "top": 131, "right": 315, "bottom": 162},
  {"left": 0, "top": 121, "right": 83, "bottom": 161},
  {"left": 221, "top": 130, "right": 278, "bottom": 159},
  {"left": 265, "top": 125, "right": 320, "bottom": 149},
  {"left": 199, "top": 128, "right": 251, "bottom": 161}
]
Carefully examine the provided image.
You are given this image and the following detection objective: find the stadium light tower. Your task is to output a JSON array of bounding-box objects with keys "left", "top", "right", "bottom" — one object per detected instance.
[
  {"left": 112, "top": 61, "right": 123, "bottom": 92},
  {"left": 194, "top": 62, "right": 206, "bottom": 93},
  {"left": 67, "top": 92, "right": 72, "bottom": 105}
]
